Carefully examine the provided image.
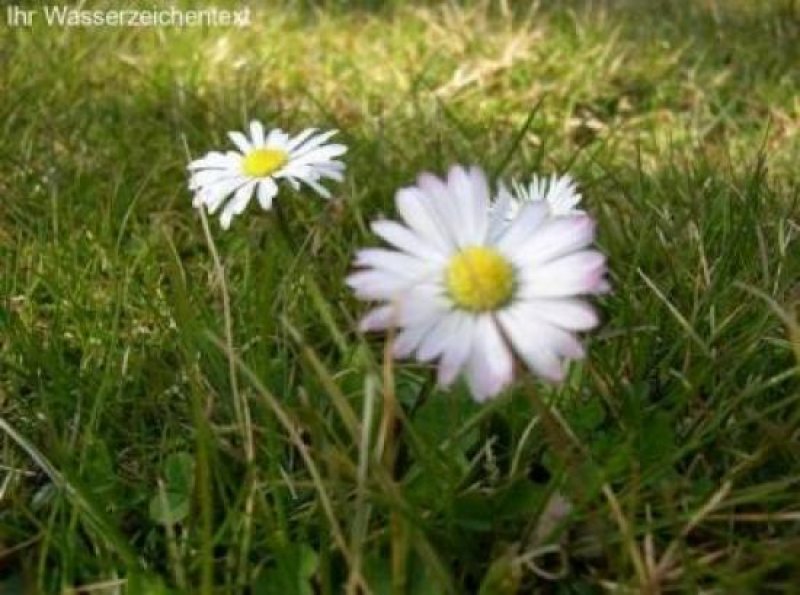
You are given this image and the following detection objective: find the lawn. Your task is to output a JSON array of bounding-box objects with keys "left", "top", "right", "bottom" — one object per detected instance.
[{"left": 1, "top": 0, "right": 799, "bottom": 593}]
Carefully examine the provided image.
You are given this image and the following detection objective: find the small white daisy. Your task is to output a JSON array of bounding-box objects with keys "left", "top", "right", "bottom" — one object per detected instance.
[
  {"left": 188, "top": 120, "right": 347, "bottom": 229},
  {"left": 493, "top": 173, "right": 583, "bottom": 225},
  {"left": 347, "top": 165, "right": 607, "bottom": 402}
]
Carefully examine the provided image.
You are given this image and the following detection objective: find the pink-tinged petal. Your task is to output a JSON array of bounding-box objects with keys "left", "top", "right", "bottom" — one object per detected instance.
[
  {"left": 393, "top": 321, "right": 434, "bottom": 359},
  {"left": 466, "top": 165, "right": 491, "bottom": 241},
  {"left": 436, "top": 314, "right": 475, "bottom": 387},
  {"left": 438, "top": 165, "right": 478, "bottom": 247},
  {"left": 345, "top": 270, "right": 416, "bottom": 300},
  {"left": 465, "top": 316, "right": 513, "bottom": 401},
  {"left": 359, "top": 305, "right": 399, "bottom": 332},
  {"left": 488, "top": 182, "right": 514, "bottom": 241},
  {"left": 438, "top": 165, "right": 490, "bottom": 246},
  {"left": 396, "top": 286, "right": 450, "bottom": 326},
  {"left": 510, "top": 216, "right": 596, "bottom": 268},
  {"left": 498, "top": 308, "right": 567, "bottom": 383},
  {"left": 593, "top": 279, "right": 612, "bottom": 294},
  {"left": 516, "top": 298, "right": 599, "bottom": 331},
  {"left": 417, "top": 171, "right": 452, "bottom": 203},
  {"left": 371, "top": 220, "right": 447, "bottom": 262},
  {"left": 417, "top": 171, "right": 465, "bottom": 248},
  {"left": 416, "top": 312, "right": 463, "bottom": 362},
  {"left": 519, "top": 251, "right": 607, "bottom": 299},
  {"left": 496, "top": 201, "right": 549, "bottom": 253},
  {"left": 353, "top": 248, "right": 432, "bottom": 279},
  {"left": 396, "top": 187, "right": 453, "bottom": 254}
]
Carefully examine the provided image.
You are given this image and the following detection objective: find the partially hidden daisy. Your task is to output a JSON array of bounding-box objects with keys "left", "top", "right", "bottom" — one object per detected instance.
[
  {"left": 347, "top": 165, "right": 607, "bottom": 402},
  {"left": 492, "top": 173, "right": 583, "bottom": 226},
  {"left": 188, "top": 120, "right": 347, "bottom": 229}
]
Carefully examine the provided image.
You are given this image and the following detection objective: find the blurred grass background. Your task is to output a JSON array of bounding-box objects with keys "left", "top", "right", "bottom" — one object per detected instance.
[{"left": 1, "top": 0, "right": 799, "bottom": 593}]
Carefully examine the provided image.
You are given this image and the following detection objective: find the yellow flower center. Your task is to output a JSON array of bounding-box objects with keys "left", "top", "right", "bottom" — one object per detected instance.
[
  {"left": 241, "top": 148, "right": 288, "bottom": 178},
  {"left": 446, "top": 246, "right": 515, "bottom": 312}
]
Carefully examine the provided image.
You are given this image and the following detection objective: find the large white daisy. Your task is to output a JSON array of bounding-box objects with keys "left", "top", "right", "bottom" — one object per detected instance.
[
  {"left": 188, "top": 120, "right": 347, "bottom": 229},
  {"left": 347, "top": 165, "right": 607, "bottom": 402}
]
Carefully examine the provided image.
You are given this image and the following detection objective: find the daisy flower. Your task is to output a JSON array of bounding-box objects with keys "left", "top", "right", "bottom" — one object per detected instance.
[
  {"left": 188, "top": 120, "right": 347, "bottom": 229},
  {"left": 492, "top": 173, "right": 583, "bottom": 225},
  {"left": 347, "top": 165, "right": 607, "bottom": 402}
]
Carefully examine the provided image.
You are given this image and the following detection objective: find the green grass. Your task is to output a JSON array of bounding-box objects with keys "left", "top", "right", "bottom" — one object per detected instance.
[{"left": 1, "top": 0, "right": 799, "bottom": 592}]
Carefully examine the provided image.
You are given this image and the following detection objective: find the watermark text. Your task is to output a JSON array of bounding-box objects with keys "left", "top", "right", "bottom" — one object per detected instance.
[{"left": 5, "top": 5, "right": 252, "bottom": 28}]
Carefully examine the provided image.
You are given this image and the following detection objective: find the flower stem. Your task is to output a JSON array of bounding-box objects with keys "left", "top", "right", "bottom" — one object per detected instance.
[{"left": 198, "top": 208, "right": 256, "bottom": 588}]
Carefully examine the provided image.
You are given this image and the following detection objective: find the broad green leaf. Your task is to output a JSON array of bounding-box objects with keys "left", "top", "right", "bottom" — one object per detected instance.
[
  {"left": 148, "top": 452, "right": 194, "bottom": 526},
  {"left": 148, "top": 491, "right": 190, "bottom": 526},
  {"left": 254, "top": 543, "right": 319, "bottom": 595}
]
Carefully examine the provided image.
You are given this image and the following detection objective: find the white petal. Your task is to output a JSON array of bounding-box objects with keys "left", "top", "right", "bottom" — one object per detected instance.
[
  {"left": 249, "top": 120, "right": 265, "bottom": 147},
  {"left": 275, "top": 164, "right": 309, "bottom": 181},
  {"left": 546, "top": 175, "right": 582, "bottom": 215},
  {"left": 301, "top": 175, "right": 332, "bottom": 199},
  {"left": 218, "top": 180, "right": 256, "bottom": 228},
  {"left": 257, "top": 178, "right": 278, "bottom": 210},
  {"left": 282, "top": 176, "right": 300, "bottom": 191},
  {"left": 189, "top": 168, "right": 241, "bottom": 189},
  {"left": 188, "top": 151, "right": 239, "bottom": 171},
  {"left": 290, "top": 144, "right": 347, "bottom": 166},
  {"left": 265, "top": 129, "right": 290, "bottom": 149},
  {"left": 198, "top": 176, "right": 248, "bottom": 214},
  {"left": 314, "top": 164, "right": 346, "bottom": 182},
  {"left": 284, "top": 128, "right": 319, "bottom": 152},
  {"left": 290, "top": 129, "right": 339, "bottom": 158},
  {"left": 526, "top": 176, "right": 547, "bottom": 202},
  {"left": 228, "top": 131, "right": 251, "bottom": 153}
]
